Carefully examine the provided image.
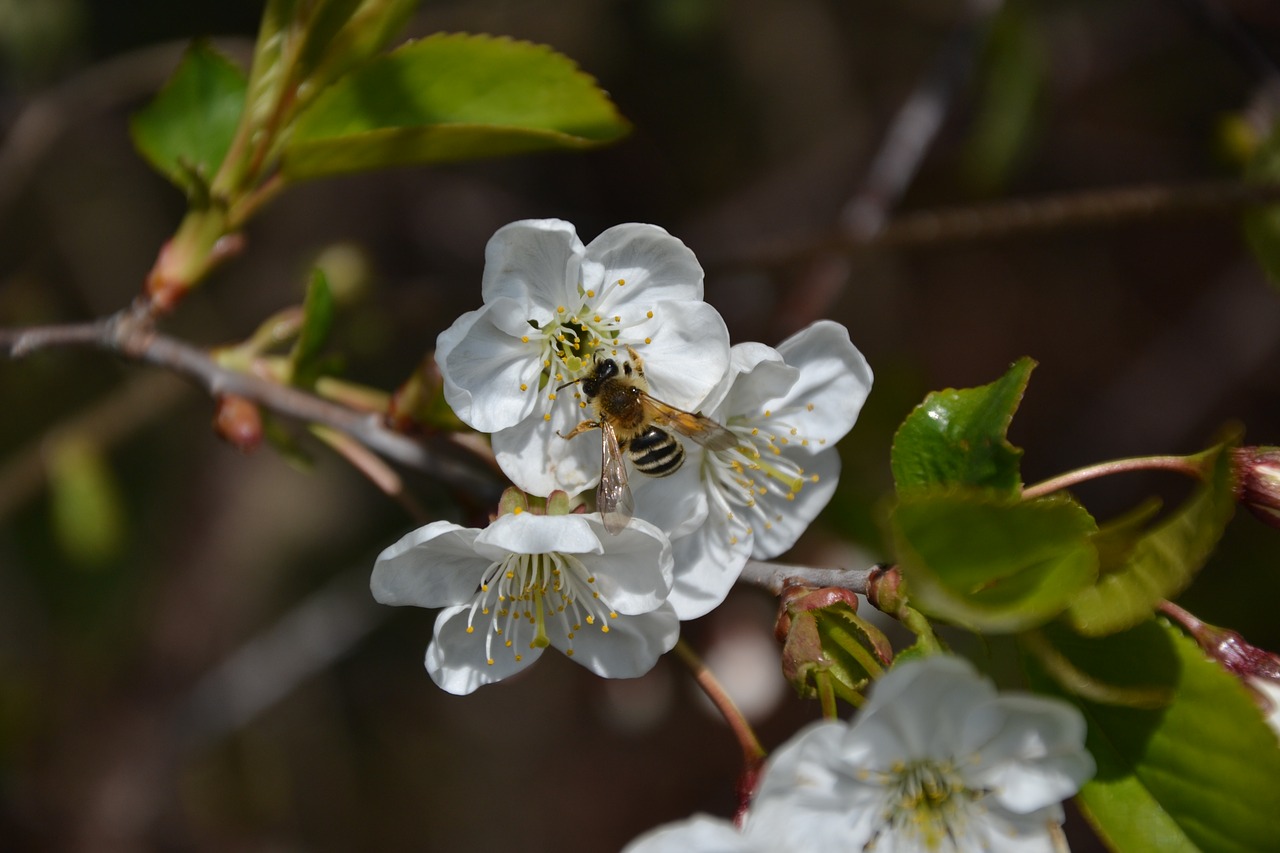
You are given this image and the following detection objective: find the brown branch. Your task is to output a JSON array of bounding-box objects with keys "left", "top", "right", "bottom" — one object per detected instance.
[
  {"left": 710, "top": 178, "right": 1280, "bottom": 271},
  {"left": 737, "top": 559, "right": 877, "bottom": 596},
  {"left": 1, "top": 311, "right": 502, "bottom": 504}
]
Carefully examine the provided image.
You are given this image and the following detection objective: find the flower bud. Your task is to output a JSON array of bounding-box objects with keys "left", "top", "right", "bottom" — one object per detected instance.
[
  {"left": 213, "top": 394, "right": 263, "bottom": 452},
  {"left": 775, "top": 580, "right": 892, "bottom": 704},
  {"left": 1233, "top": 446, "right": 1280, "bottom": 528}
]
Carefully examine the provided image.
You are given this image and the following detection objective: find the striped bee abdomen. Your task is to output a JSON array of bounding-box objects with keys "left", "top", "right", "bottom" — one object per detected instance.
[{"left": 627, "top": 426, "right": 685, "bottom": 477}]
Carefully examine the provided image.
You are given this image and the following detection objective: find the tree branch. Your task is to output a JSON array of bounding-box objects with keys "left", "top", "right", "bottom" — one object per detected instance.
[
  {"left": 737, "top": 559, "right": 877, "bottom": 596},
  {"left": 1, "top": 311, "right": 503, "bottom": 504},
  {"left": 709, "top": 178, "right": 1280, "bottom": 271}
]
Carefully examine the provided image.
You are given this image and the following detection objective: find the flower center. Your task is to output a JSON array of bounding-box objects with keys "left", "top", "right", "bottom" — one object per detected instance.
[
  {"left": 515, "top": 278, "right": 658, "bottom": 414},
  {"left": 466, "top": 551, "right": 617, "bottom": 665},
  {"left": 865, "top": 759, "right": 983, "bottom": 852},
  {"left": 702, "top": 401, "right": 825, "bottom": 544}
]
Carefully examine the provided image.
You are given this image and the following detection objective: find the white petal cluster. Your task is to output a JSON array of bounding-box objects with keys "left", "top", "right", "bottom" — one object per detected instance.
[
  {"left": 378, "top": 218, "right": 874, "bottom": 689},
  {"left": 625, "top": 655, "right": 1096, "bottom": 853},
  {"left": 372, "top": 511, "right": 679, "bottom": 694},
  {"left": 632, "top": 320, "right": 872, "bottom": 618},
  {"left": 436, "top": 219, "right": 731, "bottom": 496}
]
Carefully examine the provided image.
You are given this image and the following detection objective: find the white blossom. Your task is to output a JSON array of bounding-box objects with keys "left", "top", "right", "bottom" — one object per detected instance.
[
  {"left": 371, "top": 510, "right": 679, "bottom": 694},
  {"left": 631, "top": 320, "right": 872, "bottom": 619},
  {"left": 435, "top": 218, "right": 731, "bottom": 497},
  {"left": 626, "top": 655, "right": 1095, "bottom": 853}
]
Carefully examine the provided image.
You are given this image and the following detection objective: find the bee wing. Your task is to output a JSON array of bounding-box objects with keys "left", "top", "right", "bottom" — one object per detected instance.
[
  {"left": 597, "top": 421, "right": 635, "bottom": 535},
  {"left": 643, "top": 396, "right": 739, "bottom": 452}
]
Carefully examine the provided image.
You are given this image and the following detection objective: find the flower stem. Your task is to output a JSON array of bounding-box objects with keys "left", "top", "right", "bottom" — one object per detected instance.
[
  {"left": 673, "top": 637, "right": 766, "bottom": 823},
  {"left": 1021, "top": 454, "right": 1202, "bottom": 500}
]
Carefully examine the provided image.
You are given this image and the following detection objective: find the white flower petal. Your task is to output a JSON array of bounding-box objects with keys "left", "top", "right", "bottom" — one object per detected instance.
[
  {"left": 371, "top": 522, "right": 487, "bottom": 608},
  {"left": 436, "top": 299, "right": 546, "bottom": 432},
  {"left": 964, "top": 696, "right": 1096, "bottom": 814},
  {"left": 492, "top": 394, "right": 600, "bottom": 496},
  {"left": 575, "top": 516, "right": 674, "bottom": 615},
  {"left": 556, "top": 602, "right": 679, "bottom": 679},
  {"left": 480, "top": 218, "right": 583, "bottom": 310},
  {"left": 748, "top": 446, "right": 840, "bottom": 560},
  {"left": 769, "top": 319, "right": 872, "bottom": 448},
  {"left": 624, "top": 814, "right": 758, "bottom": 853},
  {"left": 425, "top": 604, "right": 543, "bottom": 695},
  {"left": 664, "top": 500, "right": 753, "bottom": 621},
  {"left": 584, "top": 223, "right": 705, "bottom": 313},
  {"left": 629, "top": 453, "right": 710, "bottom": 539},
  {"left": 473, "top": 512, "right": 603, "bottom": 557},
  {"left": 621, "top": 301, "right": 731, "bottom": 410}
]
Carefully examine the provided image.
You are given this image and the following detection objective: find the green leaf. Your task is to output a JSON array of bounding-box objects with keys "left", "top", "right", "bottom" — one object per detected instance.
[
  {"left": 890, "top": 357, "right": 1034, "bottom": 496},
  {"left": 129, "top": 42, "right": 247, "bottom": 196},
  {"left": 1064, "top": 435, "right": 1239, "bottom": 637},
  {"left": 289, "top": 268, "right": 336, "bottom": 388},
  {"left": 1027, "top": 620, "right": 1280, "bottom": 852},
  {"left": 281, "top": 33, "right": 631, "bottom": 180},
  {"left": 889, "top": 489, "right": 1098, "bottom": 633},
  {"left": 959, "top": 7, "right": 1045, "bottom": 194},
  {"left": 47, "top": 436, "right": 125, "bottom": 567},
  {"left": 1243, "top": 120, "right": 1280, "bottom": 287}
]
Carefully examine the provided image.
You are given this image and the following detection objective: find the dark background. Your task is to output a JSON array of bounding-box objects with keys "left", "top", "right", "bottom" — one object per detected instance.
[{"left": 3, "top": 0, "right": 1280, "bottom": 849}]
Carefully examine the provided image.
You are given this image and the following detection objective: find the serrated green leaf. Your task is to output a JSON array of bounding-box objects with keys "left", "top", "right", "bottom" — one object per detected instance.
[
  {"left": 889, "top": 490, "right": 1098, "bottom": 633},
  {"left": 890, "top": 357, "right": 1034, "bottom": 496},
  {"left": 1027, "top": 620, "right": 1280, "bottom": 852},
  {"left": 280, "top": 33, "right": 631, "bottom": 180},
  {"left": 289, "top": 268, "right": 335, "bottom": 388},
  {"left": 1243, "top": 120, "right": 1280, "bottom": 288},
  {"left": 129, "top": 42, "right": 247, "bottom": 196},
  {"left": 1064, "top": 435, "right": 1239, "bottom": 637}
]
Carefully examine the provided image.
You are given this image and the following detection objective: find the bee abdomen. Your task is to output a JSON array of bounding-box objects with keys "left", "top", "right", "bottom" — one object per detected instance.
[{"left": 628, "top": 426, "right": 684, "bottom": 477}]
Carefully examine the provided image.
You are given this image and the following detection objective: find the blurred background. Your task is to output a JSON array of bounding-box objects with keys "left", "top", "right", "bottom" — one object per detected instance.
[{"left": 3, "top": 0, "right": 1280, "bottom": 849}]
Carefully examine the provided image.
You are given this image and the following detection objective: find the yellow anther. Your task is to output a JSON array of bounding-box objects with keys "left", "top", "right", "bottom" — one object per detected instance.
[
  {"left": 613, "top": 315, "right": 621, "bottom": 322},
  {"left": 548, "top": 393, "right": 557, "bottom": 400},
  {"left": 644, "top": 337, "right": 652, "bottom": 344},
  {"left": 466, "top": 625, "right": 474, "bottom": 634},
  {"left": 617, "top": 279, "right": 626, "bottom": 286},
  {"left": 601, "top": 624, "right": 610, "bottom": 633},
  {"left": 557, "top": 305, "right": 566, "bottom": 314},
  {"left": 646, "top": 310, "right": 653, "bottom": 318},
  {"left": 487, "top": 658, "right": 494, "bottom": 665},
  {"left": 521, "top": 335, "right": 530, "bottom": 343},
  {"left": 566, "top": 649, "right": 575, "bottom": 657},
  {"left": 586, "top": 289, "right": 595, "bottom": 297},
  {"left": 806, "top": 403, "right": 815, "bottom": 411},
  {"left": 513, "top": 507, "right": 523, "bottom": 515},
  {"left": 520, "top": 383, "right": 528, "bottom": 391},
  {"left": 544, "top": 413, "right": 552, "bottom": 421}
]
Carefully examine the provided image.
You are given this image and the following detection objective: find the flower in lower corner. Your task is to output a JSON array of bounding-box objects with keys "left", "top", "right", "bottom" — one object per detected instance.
[
  {"left": 625, "top": 654, "right": 1095, "bottom": 853},
  {"left": 435, "top": 218, "right": 731, "bottom": 496},
  {"left": 371, "top": 508, "right": 679, "bottom": 695},
  {"left": 631, "top": 319, "right": 873, "bottom": 619}
]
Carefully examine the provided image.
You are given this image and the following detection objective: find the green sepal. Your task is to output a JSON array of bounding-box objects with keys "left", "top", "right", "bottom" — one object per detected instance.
[
  {"left": 890, "top": 357, "right": 1033, "bottom": 496},
  {"left": 1063, "top": 433, "right": 1239, "bottom": 637},
  {"left": 129, "top": 42, "right": 247, "bottom": 198},
  {"left": 889, "top": 489, "right": 1099, "bottom": 633},
  {"left": 281, "top": 33, "right": 631, "bottom": 180},
  {"left": 1026, "top": 619, "right": 1280, "bottom": 852},
  {"left": 777, "top": 586, "right": 892, "bottom": 707},
  {"left": 288, "top": 268, "right": 336, "bottom": 389}
]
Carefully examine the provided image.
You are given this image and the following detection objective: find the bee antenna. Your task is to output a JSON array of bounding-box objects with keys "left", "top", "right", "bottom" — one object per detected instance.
[{"left": 555, "top": 377, "right": 581, "bottom": 391}]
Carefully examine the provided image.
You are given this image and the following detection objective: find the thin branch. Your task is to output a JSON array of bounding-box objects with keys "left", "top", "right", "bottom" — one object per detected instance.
[
  {"left": 737, "top": 559, "right": 877, "bottom": 596},
  {"left": 709, "top": 178, "right": 1280, "bottom": 271},
  {"left": 1021, "top": 454, "right": 1202, "bottom": 500},
  {"left": 1, "top": 312, "right": 502, "bottom": 504}
]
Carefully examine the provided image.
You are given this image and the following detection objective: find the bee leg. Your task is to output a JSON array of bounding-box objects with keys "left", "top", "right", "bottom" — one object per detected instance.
[
  {"left": 624, "top": 344, "right": 646, "bottom": 379},
  {"left": 558, "top": 420, "right": 601, "bottom": 441}
]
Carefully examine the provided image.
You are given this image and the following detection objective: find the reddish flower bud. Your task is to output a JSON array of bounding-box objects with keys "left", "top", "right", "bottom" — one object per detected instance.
[
  {"left": 213, "top": 394, "right": 263, "bottom": 452},
  {"left": 1233, "top": 446, "right": 1280, "bottom": 529}
]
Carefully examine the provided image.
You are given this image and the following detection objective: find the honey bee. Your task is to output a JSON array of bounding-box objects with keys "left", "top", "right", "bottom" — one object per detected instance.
[{"left": 560, "top": 345, "right": 738, "bottom": 534}]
